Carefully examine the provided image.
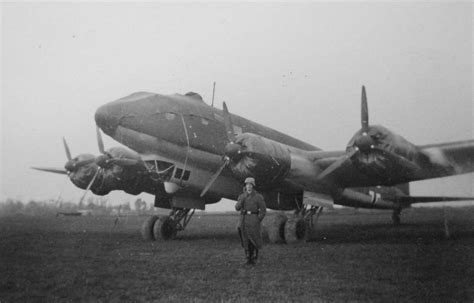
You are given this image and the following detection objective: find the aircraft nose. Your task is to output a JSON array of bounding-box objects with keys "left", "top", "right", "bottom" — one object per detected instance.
[{"left": 95, "top": 102, "right": 121, "bottom": 136}]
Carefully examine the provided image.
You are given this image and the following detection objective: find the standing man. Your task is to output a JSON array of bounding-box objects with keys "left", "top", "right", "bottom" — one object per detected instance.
[{"left": 235, "top": 177, "right": 267, "bottom": 265}]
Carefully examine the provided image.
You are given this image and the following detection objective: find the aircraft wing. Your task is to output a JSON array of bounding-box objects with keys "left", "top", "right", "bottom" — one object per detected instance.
[
  {"left": 417, "top": 140, "right": 474, "bottom": 179},
  {"left": 294, "top": 88, "right": 474, "bottom": 190},
  {"left": 308, "top": 140, "right": 474, "bottom": 189}
]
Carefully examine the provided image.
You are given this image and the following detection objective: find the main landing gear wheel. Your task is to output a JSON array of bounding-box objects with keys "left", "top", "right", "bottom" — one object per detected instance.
[
  {"left": 141, "top": 207, "right": 195, "bottom": 241},
  {"left": 284, "top": 217, "right": 307, "bottom": 243},
  {"left": 153, "top": 216, "right": 177, "bottom": 240},
  {"left": 265, "top": 206, "right": 323, "bottom": 244},
  {"left": 141, "top": 215, "right": 159, "bottom": 241}
]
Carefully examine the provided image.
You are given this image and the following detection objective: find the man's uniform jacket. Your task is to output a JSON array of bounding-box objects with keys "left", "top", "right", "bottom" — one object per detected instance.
[{"left": 235, "top": 189, "right": 267, "bottom": 249}]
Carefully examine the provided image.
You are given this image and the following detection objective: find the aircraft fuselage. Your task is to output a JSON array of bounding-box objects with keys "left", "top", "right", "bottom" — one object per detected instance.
[{"left": 95, "top": 92, "right": 320, "bottom": 202}]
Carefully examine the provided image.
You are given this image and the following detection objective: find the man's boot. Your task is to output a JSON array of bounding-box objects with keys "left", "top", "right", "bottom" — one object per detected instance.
[
  {"left": 244, "top": 249, "right": 250, "bottom": 265},
  {"left": 247, "top": 244, "right": 255, "bottom": 265}
]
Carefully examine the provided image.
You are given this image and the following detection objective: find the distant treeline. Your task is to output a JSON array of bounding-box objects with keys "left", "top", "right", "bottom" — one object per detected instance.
[{"left": 0, "top": 197, "right": 153, "bottom": 216}]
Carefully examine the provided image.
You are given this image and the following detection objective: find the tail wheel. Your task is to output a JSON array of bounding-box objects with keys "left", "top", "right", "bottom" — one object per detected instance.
[
  {"left": 141, "top": 215, "right": 159, "bottom": 241},
  {"left": 264, "top": 213, "right": 287, "bottom": 244},
  {"left": 284, "top": 217, "right": 307, "bottom": 243},
  {"left": 153, "top": 216, "right": 177, "bottom": 240}
]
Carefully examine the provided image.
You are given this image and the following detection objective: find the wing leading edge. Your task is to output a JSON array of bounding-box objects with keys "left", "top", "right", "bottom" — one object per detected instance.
[{"left": 417, "top": 140, "right": 474, "bottom": 180}]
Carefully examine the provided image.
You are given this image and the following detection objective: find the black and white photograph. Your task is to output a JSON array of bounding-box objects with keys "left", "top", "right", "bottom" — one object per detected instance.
[{"left": 1, "top": 2, "right": 473, "bottom": 302}]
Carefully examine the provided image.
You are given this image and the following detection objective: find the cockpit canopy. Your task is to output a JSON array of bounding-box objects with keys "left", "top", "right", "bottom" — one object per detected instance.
[{"left": 184, "top": 92, "right": 204, "bottom": 102}]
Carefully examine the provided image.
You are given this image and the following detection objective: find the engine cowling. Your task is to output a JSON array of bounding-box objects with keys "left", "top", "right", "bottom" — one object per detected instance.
[
  {"left": 346, "top": 125, "right": 422, "bottom": 183},
  {"left": 228, "top": 133, "right": 291, "bottom": 188},
  {"left": 69, "top": 147, "right": 149, "bottom": 196}
]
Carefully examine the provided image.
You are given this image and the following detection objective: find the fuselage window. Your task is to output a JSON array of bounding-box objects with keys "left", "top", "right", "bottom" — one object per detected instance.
[
  {"left": 183, "top": 170, "right": 190, "bottom": 181},
  {"left": 174, "top": 168, "right": 183, "bottom": 179},
  {"left": 173, "top": 168, "right": 190, "bottom": 181}
]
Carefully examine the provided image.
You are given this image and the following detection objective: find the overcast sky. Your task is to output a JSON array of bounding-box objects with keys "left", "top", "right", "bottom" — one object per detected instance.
[{"left": 1, "top": 2, "right": 472, "bottom": 210}]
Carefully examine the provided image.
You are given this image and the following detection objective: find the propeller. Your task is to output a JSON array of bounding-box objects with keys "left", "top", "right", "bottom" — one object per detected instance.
[
  {"left": 318, "top": 85, "right": 421, "bottom": 182},
  {"left": 317, "top": 86, "right": 372, "bottom": 181},
  {"left": 95, "top": 126, "right": 139, "bottom": 168},
  {"left": 31, "top": 137, "right": 103, "bottom": 208},
  {"left": 200, "top": 102, "right": 244, "bottom": 197},
  {"left": 31, "top": 138, "right": 95, "bottom": 175}
]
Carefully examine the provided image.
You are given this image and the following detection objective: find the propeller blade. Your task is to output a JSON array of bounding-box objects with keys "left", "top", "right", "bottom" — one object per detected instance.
[
  {"left": 96, "top": 126, "right": 105, "bottom": 154},
  {"left": 374, "top": 147, "right": 421, "bottom": 173},
  {"left": 222, "top": 102, "right": 235, "bottom": 142},
  {"left": 361, "top": 86, "right": 369, "bottom": 132},
  {"left": 200, "top": 159, "right": 229, "bottom": 197},
  {"left": 31, "top": 166, "right": 68, "bottom": 175},
  {"left": 78, "top": 168, "right": 101, "bottom": 206},
  {"left": 317, "top": 148, "right": 359, "bottom": 181},
  {"left": 63, "top": 137, "right": 72, "bottom": 161}
]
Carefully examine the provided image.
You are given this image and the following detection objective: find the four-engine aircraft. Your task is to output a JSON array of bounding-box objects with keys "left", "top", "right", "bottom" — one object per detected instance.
[{"left": 33, "top": 86, "right": 474, "bottom": 243}]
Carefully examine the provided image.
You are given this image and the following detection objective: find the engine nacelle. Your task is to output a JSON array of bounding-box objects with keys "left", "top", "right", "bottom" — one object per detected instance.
[
  {"left": 347, "top": 125, "right": 423, "bottom": 183},
  {"left": 229, "top": 133, "right": 291, "bottom": 188},
  {"left": 69, "top": 164, "right": 117, "bottom": 196},
  {"left": 69, "top": 157, "right": 150, "bottom": 196}
]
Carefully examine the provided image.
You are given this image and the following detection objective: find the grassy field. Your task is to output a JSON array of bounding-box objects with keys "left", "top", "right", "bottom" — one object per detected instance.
[{"left": 1, "top": 207, "right": 473, "bottom": 302}]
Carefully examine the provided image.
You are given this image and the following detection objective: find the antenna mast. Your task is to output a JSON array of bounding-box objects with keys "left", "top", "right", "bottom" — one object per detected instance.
[{"left": 211, "top": 81, "right": 216, "bottom": 107}]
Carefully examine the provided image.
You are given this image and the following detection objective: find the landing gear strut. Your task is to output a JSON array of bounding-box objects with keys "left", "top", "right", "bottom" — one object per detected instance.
[
  {"left": 141, "top": 207, "right": 195, "bottom": 241},
  {"left": 303, "top": 205, "right": 324, "bottom": 231}
]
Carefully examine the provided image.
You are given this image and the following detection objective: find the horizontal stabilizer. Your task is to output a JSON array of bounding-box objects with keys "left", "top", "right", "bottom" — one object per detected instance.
[
  {"left": 31, "top": 166, "right": 68, "bottom": 175},
  {"left": 396, "top": 195, "right": 474, "bottom": 205}
]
